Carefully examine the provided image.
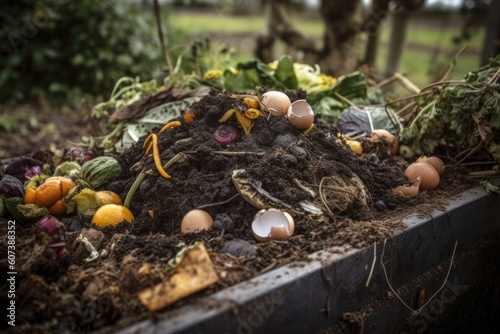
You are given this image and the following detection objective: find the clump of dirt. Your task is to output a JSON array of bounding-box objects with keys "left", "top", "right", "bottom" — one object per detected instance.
[{"left": 2, "top": 88, "right": 480, "bottom": 333}]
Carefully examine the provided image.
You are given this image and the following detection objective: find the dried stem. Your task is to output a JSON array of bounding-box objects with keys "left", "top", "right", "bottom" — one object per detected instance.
[
  {"left": 318, "top": 177, "right": 335, "bottom": 218},
  {"left": 381, "top": 239, "right": 458, "bottom": 314},
  {"left": 439, "top": 46, "right": 468, "bottom": 82},
  {"left": 153, "top": 0, "right": 174, "bottom": 75},
  {"left": 333, "top": 91, "right": 357, "bottom": 107},
  {"left": 365, "top": 241, "right": 377, "bottom": 287}
]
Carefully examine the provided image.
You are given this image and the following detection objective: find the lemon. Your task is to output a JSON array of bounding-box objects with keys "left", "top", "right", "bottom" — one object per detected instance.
[
  {"left": 91, "top": 204, "right": 134, "bottom": 227},
  {"left": 96, "top": 190, "right": 122, "bottom": 206},
  {"left": 346, "top": 140, "right": 363, "bottom": 155}
]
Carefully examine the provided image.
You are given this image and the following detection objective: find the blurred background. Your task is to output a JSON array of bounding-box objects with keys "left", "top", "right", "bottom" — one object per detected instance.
[{"left": 0, "top": 0, "right": 498, "bottom": 156}]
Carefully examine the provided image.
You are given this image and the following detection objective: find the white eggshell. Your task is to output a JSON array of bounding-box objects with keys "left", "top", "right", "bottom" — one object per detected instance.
[
  {"left": 181, "top": 209, "right": 214, "bottom": 234},
  {"left": 251, "top": 209, "right": 295, "bottom": 242},
  {"left": 260, "top": 91, "right": 291, "bottom": 116},
  {"left": 287, "top": 99, "right": 314, "bottom": 130}
]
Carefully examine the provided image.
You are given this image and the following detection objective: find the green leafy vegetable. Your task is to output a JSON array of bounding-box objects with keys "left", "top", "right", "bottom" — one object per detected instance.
[{"left": 400, "top": 55, "right": 500, "bottom": 161}]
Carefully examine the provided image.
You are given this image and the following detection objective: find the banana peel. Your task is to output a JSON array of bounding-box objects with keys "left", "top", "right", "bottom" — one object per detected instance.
[
  {"left": 231, "top": 169, "right": 323, "bottom": 216},
  {"left": 138, "top": 243, "right": 218, "bottom": 311},
  {"left": 219, "top": 108, "right": 254, "bottom": 135}
]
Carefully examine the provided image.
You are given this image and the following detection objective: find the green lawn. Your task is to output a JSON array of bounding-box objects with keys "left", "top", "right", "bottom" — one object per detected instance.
[{"left": 167, "top": 11, "right": 484, "bottom": 90}]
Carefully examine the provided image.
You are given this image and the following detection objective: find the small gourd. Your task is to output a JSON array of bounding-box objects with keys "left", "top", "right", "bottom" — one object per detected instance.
[{"left": 81, "top": 156, "right": 122, "bottom": 189}]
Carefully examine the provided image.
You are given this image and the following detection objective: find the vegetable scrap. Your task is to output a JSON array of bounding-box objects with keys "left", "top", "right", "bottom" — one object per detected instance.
[
  {"left": 138, "top": 243, "right": 218, "bottom": 311},
  {"left": 1, "top": 55, "right": 498, "bottom": 333}
]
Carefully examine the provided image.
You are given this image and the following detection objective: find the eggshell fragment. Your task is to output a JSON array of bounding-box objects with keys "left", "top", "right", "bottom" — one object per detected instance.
[
  {"left": 260, "top": 91, "right": 291, "bottom": 116},
  {"left": 392, "top": 177, "right": 420, "bottom": 197},
  {"left": 181, "top": 209, "right": 214, "bottom": 234},
  {"left": 287, "top": 99, "right": 314, "bottom": 130},
  {"left": 417, "top": 156, "right": 445, "bottom": 176},
  {"left": 405, "top": 162, "right": 440, "bottom": 190},
  {"left": 251, "top": 209, "right": 295, "bottom": 242}
]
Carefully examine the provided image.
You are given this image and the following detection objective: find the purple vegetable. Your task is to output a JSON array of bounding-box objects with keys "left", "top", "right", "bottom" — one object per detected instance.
[
  {"left": 0, "top": 175, "right": 25, "bottom": 198},
  {"left": 36, "top": 215, "right": 68, "bottom": 261},
  {"left": 64, "top": 148, "right": 93, "bottom": 164},
  {"left": 5, "top": 157, "right": 43, "bottom": 183},
  {"left": 31, "top": 149, "right": 53, "bottom": 164},
  {"left": 213, "top": 124, "right": 239, "bottom": 147}
]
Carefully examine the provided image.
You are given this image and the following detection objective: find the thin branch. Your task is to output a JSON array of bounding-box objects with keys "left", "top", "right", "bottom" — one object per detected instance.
[
  {"left": 449, "top": 140, "right": 485, "bottom": 169},
  {"left": 439, "top": 46, "right": 468, "bottom": 82},
  {"left": 487, "top": 67, "right": 500, "bottom": 85},
  {"left": 333, "top": 91, "right": 357, "bottom": 107},
  {"left": 153, "top": 0, "right": 174, "bottom": 76}
]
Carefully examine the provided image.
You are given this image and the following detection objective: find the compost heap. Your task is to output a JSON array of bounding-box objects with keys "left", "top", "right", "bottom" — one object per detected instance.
[{"left": 8, "top": 88, "right": 476, "bottom": 333}]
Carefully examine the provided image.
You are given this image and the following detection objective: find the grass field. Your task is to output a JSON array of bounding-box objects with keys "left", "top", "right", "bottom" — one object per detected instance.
[{"left": 167, "top": 10, "right": 485, "bottom": 90}]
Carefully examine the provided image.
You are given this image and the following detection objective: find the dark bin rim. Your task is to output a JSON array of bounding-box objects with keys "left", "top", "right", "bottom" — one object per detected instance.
[{"left": 117, "top": 182, "right": 500, "bottom": 334}]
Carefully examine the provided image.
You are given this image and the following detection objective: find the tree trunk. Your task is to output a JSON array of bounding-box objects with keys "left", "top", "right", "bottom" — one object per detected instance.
[
  {"left": 384, "top": 10, "right": 410, "bottom": 78},
  {"left": 481, "top": 0, "right": 500, "bottom": 65},
  {"left": 255, "top": 0, "right": 317, "bottom": 63},
  {"left": 383, "top": 0, "right": 426, "bottom": 78},
  {"left": 363, "top": 0, "right": 391, "bottom": 67},
  {"left": 316, "top": 0, "right": 362, "bottom": 76}
]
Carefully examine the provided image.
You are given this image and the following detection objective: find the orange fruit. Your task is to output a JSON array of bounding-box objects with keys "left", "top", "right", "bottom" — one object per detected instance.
[
  {"left": 49, "top": 199, "right": 68, "bottom": 216},
  {"left": 96, "top": 191, "right": 122, "bottom": 206},
  {"left": 35, "top": 177, "right": 76, "bottom": 208},
  {"left": 91, "top": 204, "right": 134, "bottom": 227},
  {"left": 24, "top": 188, "right": 36, "bottom": 205},
  {"left": 35, "top": 179, "right": 63, "bottom": 207}
]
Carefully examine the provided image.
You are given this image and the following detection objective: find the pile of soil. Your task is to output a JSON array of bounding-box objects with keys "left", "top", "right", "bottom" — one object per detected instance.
[{"left": 2, "top": 89, "right": 479, "bottom": 333}]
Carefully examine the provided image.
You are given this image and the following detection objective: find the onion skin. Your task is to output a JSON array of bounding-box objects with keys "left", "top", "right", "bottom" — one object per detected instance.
[
  {"left": 213, "top": 124, "right": 239, "bottom": 147},
  {"left": 36, "top": 215, "right": 69, "bottom": 260},
  {"left": 371, "top": 129, "right": 399, "bottom": 155}
]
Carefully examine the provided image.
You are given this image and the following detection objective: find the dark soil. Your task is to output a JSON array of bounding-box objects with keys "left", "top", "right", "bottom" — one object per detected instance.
[
  {"left": 0, "top": 101, "right": 92, "bottom": 161},
  {"left": 0, "top": 89, "right": 481, "bottom": 333}
]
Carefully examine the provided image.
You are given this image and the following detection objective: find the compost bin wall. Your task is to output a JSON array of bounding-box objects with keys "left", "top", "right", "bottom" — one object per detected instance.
[{"left": 117, "top": 183, "right": 500, "bottom": 334}]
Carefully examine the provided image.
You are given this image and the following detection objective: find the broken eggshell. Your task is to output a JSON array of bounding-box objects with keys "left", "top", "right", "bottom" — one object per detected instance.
[
  {"left": 287, "top": 99, "right": 314, "bottom": 130},
  {"left": 416, "top": 156, "right": 445, "bottom": 176},
  {"left": 251, "top": 208, "right": 295, "bottom": 242},
  {"left": 405, "top": 161, "right": 440, "bottom": 190},
  {"left": 392, "top": 177, "right": 421, "bottom": 197},
  {"left": 260, "top": 91, "right": 291, "bottom": 116},
  {"left": 181, "top": 209, "right": 214, "bottom": 234}
]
